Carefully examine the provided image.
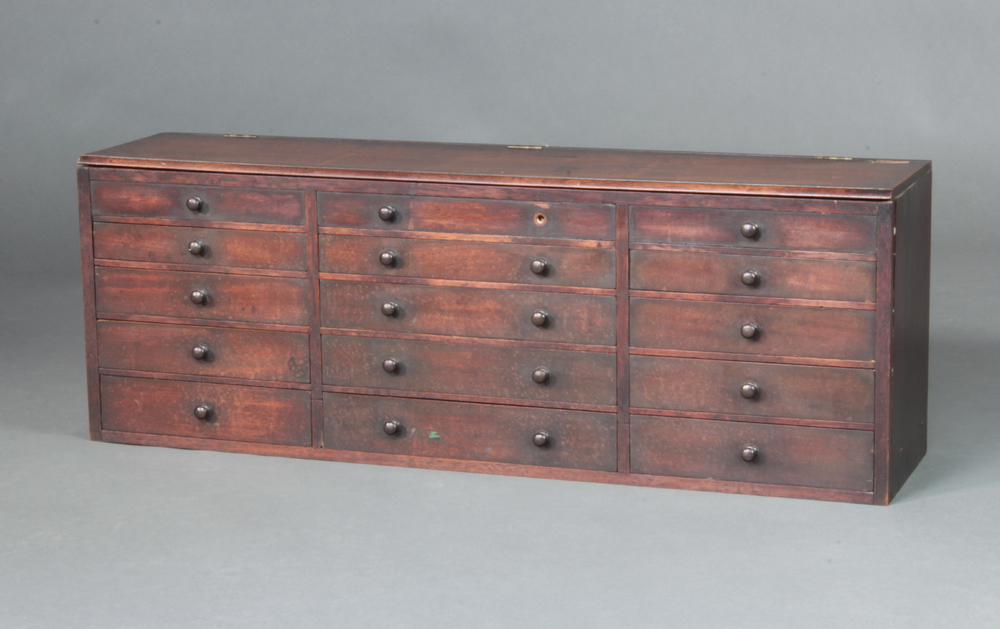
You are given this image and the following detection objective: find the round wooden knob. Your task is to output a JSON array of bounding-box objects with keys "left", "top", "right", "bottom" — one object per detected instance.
[
  {"left": 529, "top": 258, "right": 548, "bottom": 275},
  {"left": 378, "top": 206, "right": 396, "bottom": 222},
  {"left": 741, "top": 323, "right": 760, "bottom": 339},
  {"left": 740, "top": 382, "right": 760, "bottom": 399},
  {"left": 186, "top": 196, "right": 203, "bottom": 212},
  {"left": 531, "top": 310, "right": 548, "bottom": 326},
  {"left": 191, "top": 344, "right": 210, "bottom": 360},
  {"left": 382, "top": 358, "right": 399, "bottom": 373},
  {"left": 383, "top": 420, "right": 401, "bottom": 435},
  {"left": 189, "top": 289, "right": 209, "bottom": 304},
  {"left": 188, "top": 240, "right": 205, "bottom": 256},
  {"left": 532, "top": 367, "right": 550, "bottom": 384},
  {"left": 381, "top": 301, "right": 398, "bottom": 317},
  {"left": 379, "top": 250, "right": 397, "bottom": 267},
  {"left": 193, "top": 404, "right": 213, "bottom": 420},
  {"left": 533, "top": 431, "right": 551, "bottom": 447},
  {"left": 741, "top": 445, "right": 759, "bottom": 462},
  {"left": 741, "top": 222, "right": 760, "bottom": 239},
  {"left": 741, "top": 270, "right": 760, "bottom": 286}
]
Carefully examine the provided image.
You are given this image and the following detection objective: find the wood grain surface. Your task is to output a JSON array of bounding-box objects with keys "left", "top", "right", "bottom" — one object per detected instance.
[
  {"left": 101, "top": 376, "right": 311, "bottom": 445},
  {"left": 93, "top": 222, "right": 307, "bottom": 270},
  {"left": 324, "top": 393, "right": 617, "bottom": 471},
  {"left": 319, "top": 191, "right": 614, "bottom": 240},
  {"left": 320, "top": 234, "right": 615, "bottom": 288},
  {"left": 631, "top": 415, "right": 873, "bottom": 491},
  {"left": 98, "top": 321, "right": 310, "bottom": 383},
  {"left": 321, "top": 280, "right": 615, "bottom": 345},
  {"left": 630, "top": 355, "right": 874, "bottom": 423}
]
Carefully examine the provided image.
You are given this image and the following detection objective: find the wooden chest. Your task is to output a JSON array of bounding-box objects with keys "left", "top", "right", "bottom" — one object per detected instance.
[{"left": 78, "top": 134, "right": 931, "bottom": 504}]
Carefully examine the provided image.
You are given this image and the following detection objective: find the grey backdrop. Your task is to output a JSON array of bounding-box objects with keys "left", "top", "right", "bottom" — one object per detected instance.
[{"left": 2, "top": 1, "right": 998, "bottom": 627}]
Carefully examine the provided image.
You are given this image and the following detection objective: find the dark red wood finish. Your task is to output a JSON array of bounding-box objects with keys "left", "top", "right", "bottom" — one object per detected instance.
[
  {"left": 322, "top": 335, "right": 617, "bottom": 406},
  {"left": 95, "top": 267, "right": 309, "bottom": 325},
  {"left": 78, "top": 134, "right": 931, "bottom": 504},
  {"left": 319, "top": 192, "right": 614, "bottom": 241},
  {"left": 630, "top": 249, "right": 876, "bottom": 303},
  {"left": 101, "top": 376, "right": 311, "bottom": 446},
  {"left": 91, "top": 180, "right": 305, "bottom": 224},
  {"left": 630, "top": 205, "right": 876, "bottom": 252},
  {"left": 630, "top": 298, "right": 876, "bottom": 361},
  {"left": 93, "top": 223, "right": 307, "bottom": 270},
  {"left": 630, "top": 355, "right": 875, "bottom": 423},
  {"left": 321, "top": 280, "right": 616, "bottom": 345},
  {"left": 97, "top": 321, "right": 310, "bottom": 383},
  {"left": 631, "top": 415, "right": 874, "bottom": 491},
  {"left": 324, "top": 393, "right": 617, "bottom": 471},
  {"left": 887, "top": 176, "right": 932, "bottom": 501},
  {"left": 319, "top": 234, "right": 615, "bottom": 289},
  {"left": 80, "top": 133, "right": 929, "bottom": 200}
]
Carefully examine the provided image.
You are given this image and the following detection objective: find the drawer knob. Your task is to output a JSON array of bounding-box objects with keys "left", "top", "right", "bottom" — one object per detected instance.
[
  {"left": 531, "top": 310, "right": 549, "bottom": 327},
  {"left": 741, "top": 270, "right": 760, "bottom": 286},
  {"left": 740, "top": 382, "right": 760, "bottom": 399},
  {"left": 532, "top": 430, "right": 551, "bottom": 447},
  {"left": 740, "top": 323, "right": 760, "bottom": 339},
  {"left": 383, "top": 420, "right": 401, "bottom": 436},
  {"left": 379, "top": 250, "right": 397, "bottom": 267},
  {"left": 741, "top": 445, "right": 759, "bottom": 462},
  {"left": 378, "top": 206, "right": 396, "bottom": 222},
  {"left": 193, "top": 404, "right": 213, "bottom": 421},
  {"left": 187, "top": 240, "right": 205, "bottom": 256},
  {"left": 529, "top": 258, "right": 549, "bottom": 275},
  {"left": 741, "top": 222, "right": 760, "bottom": 239},
  {"left": 189, "top": 289, "right": 209, "bottom": 304},
  {"left": 381, "top": 301, "right": 399, "bottom": 317},
  {"left": 191, "top": 344, "right": 210, "bottom": 360},
  {"left": 382, "top": 358, "right": 400, "bottom": 373},
  {"left": 532, "top": 367, "right": 550, "bottom": 384},
  {"left": 186, "top": 196, "right": 204, "bottom": 212}
]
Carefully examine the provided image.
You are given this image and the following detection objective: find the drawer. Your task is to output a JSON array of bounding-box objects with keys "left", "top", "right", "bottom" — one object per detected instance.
[
  {"left": 319, "top": 235, "right": 615, "bottom": 289},
  {"left": 630, "top": 250, "right": 875, "bottom": 303},
  {"left": 630, "top": 356, "right": 874, "bottom": 423},
  {"left": 323, "top": 335, "right": 617, "bottom": 406},
  {"left": 324, "top": 393, "right": 617, "bottom": 471},
  {"left": 91, "top": 181, "right": 304, "bottom": 224},
  {"left": 631, "top": 298, "right": 876, "bottom": 361},
  {"left": 95, "top": 267, "right": 309, "bottom": 326},
  {"left": 101, "top": 376, "right": 311, "bottom": 446},
  {"left": 631, "top": 416, "right": 873, "bottom": 491},
  {"left": 98, "top": 321, "right": 310, "bottom": 383},
  {"left": 321, "top": 281, "right": 615, "bottom": 345},
  {"left": 630, "top": 205, "right": 876, "bottom": 253},
  {"left": 319, "top": 192, "right": 614, "bottom": 241},
  {"left": 93, "top": 223, "right": 307, "bottom": 271}
]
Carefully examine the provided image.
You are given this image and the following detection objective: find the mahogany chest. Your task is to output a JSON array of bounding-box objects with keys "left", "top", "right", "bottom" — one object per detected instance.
[{"left": 78, "top": 134, "right": 931, "bottom": 504}]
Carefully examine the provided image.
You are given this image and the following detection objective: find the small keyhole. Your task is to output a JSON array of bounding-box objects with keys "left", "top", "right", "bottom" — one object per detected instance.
[{"left": 534, "top": 213, "right": 547, "bottom": 226}]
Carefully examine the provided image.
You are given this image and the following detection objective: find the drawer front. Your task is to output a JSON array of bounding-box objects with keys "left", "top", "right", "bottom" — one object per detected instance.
[
  {"left": 320, "top": 235, "right": 615, "bottom": 289},
  {"left": 319, "top": 192, "right": 615, "bottom": 241},
  {"left": 95, "top": 267, "right": 309, "bottom": 326},
  {"left": 91, "top": 181, "right": 304, "bottom": 224},
  {"left": 631, "top": 416, "right": 873, "bottom": 491},
  {"left": 631, "top": 298, "right": 876, "bottom": 361},
  {"left": 323, "top": 336, "right": 617, "bottom": 405},
  {"left": 630, "top": 250, "right": 875, "bottom": 303},
  {"left": 630, "top": 356, "right": 874, "bottom": 423},
  {"left": 324, "top": 393, "right": 617, "bottom": 471},
  {"left": 93, "top": 223, "right": 307, "bottom": 271},
  {"left": 101, "top": 376, "right": 311, "bottom": 446},
  {"left": 630, "top": 205, "right": 876, "bottom": 253},
  {"left": 321, "top": 281, "right": 616, "bottom": 345},
  {"left": 98, "top": 321, "right": 310, "bottom": 383}
]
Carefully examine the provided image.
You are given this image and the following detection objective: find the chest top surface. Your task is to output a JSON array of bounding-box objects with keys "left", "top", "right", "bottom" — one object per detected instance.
[{"left": 80, "top": 133, "right": 929, "bottom": 200}]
